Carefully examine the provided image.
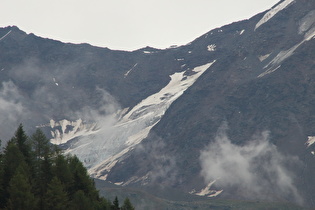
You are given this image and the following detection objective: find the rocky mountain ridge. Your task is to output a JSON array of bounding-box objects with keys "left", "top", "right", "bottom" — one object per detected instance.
[{"left": 1, "top": 0, "right": 315, "bottom": 207}]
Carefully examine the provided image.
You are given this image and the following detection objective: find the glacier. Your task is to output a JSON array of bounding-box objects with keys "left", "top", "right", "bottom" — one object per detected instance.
[{"left": 47, "top": 61, "right": 216, "bottom": 180}]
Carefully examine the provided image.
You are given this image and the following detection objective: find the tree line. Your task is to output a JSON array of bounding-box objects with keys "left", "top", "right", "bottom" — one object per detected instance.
[{"left": 0, "top": 124, "right": 134, "bottom": 210}]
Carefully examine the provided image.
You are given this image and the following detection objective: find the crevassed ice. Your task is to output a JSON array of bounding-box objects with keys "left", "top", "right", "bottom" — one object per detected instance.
[{"left": 88, "top": 61, "right": 216, "bottom": 178}]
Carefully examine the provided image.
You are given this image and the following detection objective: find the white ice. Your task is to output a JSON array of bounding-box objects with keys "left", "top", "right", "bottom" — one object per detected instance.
[
  {"left": 86, "top": 61, "right": 216, "bottom": 178},
  {"left": 207, "top": 44, "right": 216, "bottom": 52},
  {"left": 192, "top": 180, "right": 223, "bottom": 197},
  {"left": 48, "top": 61, "right": 215, "bottom": 181},
  {"left": 255, "top": 0, "right": 295, "bottom": 30},
  {"left": 258, "top": 53, "right": 271, "bottom": 62},
  {"left": 258, "top": 65, "right": 281, "bottom": 78},
  {"left": 306, "top": 136, "right": 315, "bottom": 147},
  {"left": 49, "top": 119, "right": 98, "bottom": 145},
  {"left": 298, "top": 10, "right": 315, "bottom": 34}
]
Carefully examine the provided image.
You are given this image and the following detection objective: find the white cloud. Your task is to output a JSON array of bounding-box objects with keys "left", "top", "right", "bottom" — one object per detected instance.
[
  {"left": 199, "top": 122, "right": 303, "bottom": 204},
  {"left": 0, "top": 81, "right": 30, "bottom": 141}
]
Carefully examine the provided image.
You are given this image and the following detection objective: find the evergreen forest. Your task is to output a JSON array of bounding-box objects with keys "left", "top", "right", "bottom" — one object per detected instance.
[{"left": 0, "top": 124, "right": 134, "bottom": 210}]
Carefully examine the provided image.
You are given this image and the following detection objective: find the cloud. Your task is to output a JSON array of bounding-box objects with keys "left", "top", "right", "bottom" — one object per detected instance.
[
  {"left": 199, "top": 122, "right": 303, "bottom": 204},
  {"left": 145, "top": 139, "right": 178, "bottom": 186},
  {"left": 0, "top": 81, "right": 30, "bottom": 142}
]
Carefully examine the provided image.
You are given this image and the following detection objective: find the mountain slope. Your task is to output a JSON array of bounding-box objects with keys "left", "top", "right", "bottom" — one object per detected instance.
[
  {"left": 105, "top": 0, "right": 315, "bottom": 206},
  {"left": 0, "top": 0, "right": 315, "bottom": 208}
]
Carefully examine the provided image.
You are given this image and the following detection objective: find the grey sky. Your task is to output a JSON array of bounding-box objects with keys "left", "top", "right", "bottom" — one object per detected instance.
[{"left": 0, "top": 0, "right": 279, "bottom": 51}]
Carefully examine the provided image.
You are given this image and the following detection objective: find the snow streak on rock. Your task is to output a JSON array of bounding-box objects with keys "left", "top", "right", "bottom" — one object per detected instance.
[
  {"left": 255, "top": 0, "right": 295, "bottom": 30},
  {"left": 0, "top": 30, "right": 11, "bottom": 41},
  {"left": 258, "top": 24, "right": 315, "bottom": 78}
]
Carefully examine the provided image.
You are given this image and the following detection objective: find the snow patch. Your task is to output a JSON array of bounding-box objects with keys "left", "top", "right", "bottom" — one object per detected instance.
[
  {"left": 52, "top": 78, "right": 59, "bottom": 86},
  {"left": 258, "top": 65, "right": 281, "bottom": 78},
  {"left": 306, "top": 136, "right": 315, "bottom": 147},
  {"left": 255, "top": 0, "right": 295, "bottom": 30},
  {"left": 299, "top": 10, "right": 315, "bottom": 34},
  {"left": 258, "top": 53, "right": 271, "bottom": 62},
  {"left": 207, "top": 44, "right": 216, "bottom": 52},
  {"left": 190, "top": 180, "right": 223, "bottom": 197},
  {"left": 239, "top": 29, "right": 245, "bottom": 35}
]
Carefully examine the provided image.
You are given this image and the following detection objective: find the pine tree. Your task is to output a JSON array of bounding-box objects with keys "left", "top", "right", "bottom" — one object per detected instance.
[
  {"left": 7, "top": 163, "right": 37, "bottom": 210},
  {"left": 68, "top": 155, "right": 99, "bottom": 200},
  {"left": 0, "top": 125, "right": 134, "bottom": 210},
  {"left": 112, "top": 196, "right": 120, "bottom": 210},
  {"left": 70, "top": 190, "right": 93, "bottom": 210},
  {"left": 52, "top": 154, "right": 73, "bottom": 194},
  {"left": 0, "top": 140, "right": 26, "bottom": 208},
  {"left": 44, "top": 176, "right": 69, "bottom": 210},
  {"left": 31, "top": 129, "right": 54, "bottom": 209},
  {"left": 0, "top": 139, "right": 4, "bottom": 207},
  {"left": 11, "top": 124, "right": 31, "bottom": 165},
  {"left": 121, "top": 198, "right": 135, "bottom": 210}
]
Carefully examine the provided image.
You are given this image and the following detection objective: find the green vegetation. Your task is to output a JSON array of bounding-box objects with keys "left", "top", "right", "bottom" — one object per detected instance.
[{"left": 0, "top": 124, "right": 134, "bottom": 210}]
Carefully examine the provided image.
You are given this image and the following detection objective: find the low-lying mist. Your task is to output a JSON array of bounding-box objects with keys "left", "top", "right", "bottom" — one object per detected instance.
[{"left": 199, "top": 122, "right": 303, "bottom": 205}]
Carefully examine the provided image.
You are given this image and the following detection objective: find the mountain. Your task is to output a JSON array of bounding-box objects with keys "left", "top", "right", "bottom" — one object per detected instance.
[{"left": 1, "top": 0, "right": 315, "bottom": 208}]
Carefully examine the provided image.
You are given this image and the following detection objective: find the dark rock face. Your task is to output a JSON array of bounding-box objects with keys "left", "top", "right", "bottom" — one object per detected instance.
[{"left": 1, "top": 0, "right": 315, "bottom": 207}]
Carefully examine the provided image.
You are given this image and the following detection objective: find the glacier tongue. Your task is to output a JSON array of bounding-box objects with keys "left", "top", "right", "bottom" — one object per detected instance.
[
  {"left": 89, "top": 61, "right": 215, "bottom": 178},
  {"left": 50, "top": 61, "right": 216, "bottom": 179}
]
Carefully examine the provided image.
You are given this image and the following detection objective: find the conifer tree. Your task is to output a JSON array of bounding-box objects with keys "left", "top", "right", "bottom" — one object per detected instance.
[
  {"left": 0, "top": 139, "right": 4, "bottom": 207},
  {"left": 31, "top": 129, "right": 53, "bottom": 209},
  {"left": 11, "top": 124, "right": 31, "bottom": 165},
  {"left": 121, "top": 198, "right": 135, "bottom": 210},
  {"left": 0, "top": 140, "right": 26, "bottom": 207},
  {"left": 71, "top": 190, "right": 94, "bottom": 210},
  {"left": 7, "top": 163, "right": 37, "bottom": 210},
  {"left": 53, "top": 154, "right": 73, "bottom": 194},
  {"left": 68, "top": 155, "right": 99, "bottom": 200},
  {"left": 45, "top": 176, "right": 69, "bottom": 210},
  {"left": 0, "top": 125, "right": 134, "bottom": 210},
  {"left": 112, "top": 196, "right": 120, "bottom": 210}
]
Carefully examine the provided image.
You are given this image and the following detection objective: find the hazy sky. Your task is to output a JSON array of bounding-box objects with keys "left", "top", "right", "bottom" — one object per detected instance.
[{"left": 0, "top": 0, "right": 279, "bottom": 51}]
